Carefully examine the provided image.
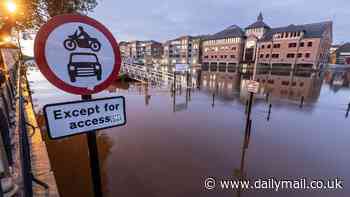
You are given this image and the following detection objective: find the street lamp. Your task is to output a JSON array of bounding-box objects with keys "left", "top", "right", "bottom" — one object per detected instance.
[{"left": 6, "top": 1, "right": 17, "bottom": 13}]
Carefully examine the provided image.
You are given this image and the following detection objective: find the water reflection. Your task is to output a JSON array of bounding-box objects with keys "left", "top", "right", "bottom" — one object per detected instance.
[
  {"left": 36, "top": 112, "right": 114, "bottom": 197},
  {"left": 200, "top": 69, "right": 325, "bottom": 104},
  {"left": 27, "top": 65, "right": 350, "bottom": 197}
]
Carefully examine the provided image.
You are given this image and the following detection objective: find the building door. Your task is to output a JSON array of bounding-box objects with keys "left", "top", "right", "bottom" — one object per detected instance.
[{"left": 245, "top": 48, "right": 254, "bottom": 62}]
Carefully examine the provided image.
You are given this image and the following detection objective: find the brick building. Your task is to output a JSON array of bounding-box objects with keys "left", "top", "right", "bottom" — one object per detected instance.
[
  {"left": 201, "top": 13, "right": 333, "bottom": 73},
  {"left": 201, "top": 25, "right": 245, "bottom": 73}
]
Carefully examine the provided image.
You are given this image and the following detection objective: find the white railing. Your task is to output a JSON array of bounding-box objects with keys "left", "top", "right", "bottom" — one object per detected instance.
[{"left": 121, "top": 62, "right": 188, "bottom": 87}]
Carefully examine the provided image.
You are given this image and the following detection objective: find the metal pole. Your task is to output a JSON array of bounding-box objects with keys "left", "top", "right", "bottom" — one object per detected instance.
[
  {"left": 82, "top": 95, "right": 103, "bottom": 197},
  {"left": 244, "top": 92, "right": 254, "bottom": 149},
  {"left": 299, "top": 96, "right": 304, "bottom": 108},
  {"left": 173, "top": 72, "right": 176, "bottom": 94},
  {"left": 212, "top": 93, "right": 215, "bottom": 107}
]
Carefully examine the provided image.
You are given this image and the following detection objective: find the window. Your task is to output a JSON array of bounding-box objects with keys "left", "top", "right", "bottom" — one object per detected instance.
[
  {"left": 266, "top": 54, "right": 270, "bottom": 58},
  {"left": 287, "top": 53, "right": 295, "bottom": 58},
  {"left": 273, "top": 44, "right": 281, "bottom": 48},
  {"left": 202, "top": 63, "right": 209, "bottom": 71},
  {"left": 307, "top": 42, "right": 313, "bottom": 47},
  {"left": 261, "top": 45, "right": 265, "bottom": 49},
  {"left": 230, "top": 55, "right": 236, "bottom": 58},
  {"left": 289, "top": 43, "right": 297, "bottom": 48},
  {"left": 268, "top": 80, "right": 274, "bottom": 84},
  {"left": 267, "top": 45, "right": 271, "bottom": 49},
  {"left": 232, "top": 47, "right": 236, "bottom": 50},
  {"left": 210, "top": 63, "right": 218, "bottom": 72},
  {"left": 227, "top": 63, "right": 236, "bottom": 72},
  {"left": 218, "top": 63, "right": 226, "bottom": 72},
  {"left": 297, "top": 32, "right": 301, "bottom": 37},
  {"left": 272, "top": 54, "right": 279, "bottom": 58},
  {"left": 297, "top": 53, "right": 302, "bottom": 58},
  {"left": 300, "top": 42, "right": 304, "bottom": 47},
  {"left": 282, "top": 81, "right": 290, "bottom": 86},
  {"left": 305, "top": 53, "right": 310, "bottom": 58},
  {"left": 260, "top": 54, "right": 264, "bottom": 58},
  {"left": 204, "top": 55, "right": 209, "bottom": 59}
]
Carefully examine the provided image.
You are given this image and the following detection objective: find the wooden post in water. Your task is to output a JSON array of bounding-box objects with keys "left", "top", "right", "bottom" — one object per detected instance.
[
  {"left": 299, "top": 96, "right": 304, "bottom": 108},
  {"left": 346, "top": 103, "right": 350, "bottom": 118},
  {"left": 212, "top": 93, "right": 215, "bottom": 107},
  {"left": 267, "top": 104, "right": 272, "bottom": 121}
]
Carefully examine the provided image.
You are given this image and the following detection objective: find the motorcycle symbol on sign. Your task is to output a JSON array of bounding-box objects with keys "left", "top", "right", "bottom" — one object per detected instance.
[{"left": 63, "top": 26, "right": 101, "bottom": 52}]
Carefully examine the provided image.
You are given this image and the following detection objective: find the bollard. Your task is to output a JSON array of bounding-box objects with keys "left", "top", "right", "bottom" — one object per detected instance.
[
  {"left": 267, "top": 104, "right": 272, "bottom": 121},
  {"left": 299, "top": 96, "right": 304, "bottom": 108},
  {"left": 346, "top": 103, "right": 350, "bottom": 118}
]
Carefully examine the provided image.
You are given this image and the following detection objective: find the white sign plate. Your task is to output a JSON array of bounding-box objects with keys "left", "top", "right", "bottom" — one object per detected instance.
[
  {"left": 247, "top": 80, "right": 259, "bottom": 93},
  {"left": 175, "top": 64, "right": 189, "bottom": 72},
  {"left": 43, "top": 96, "right": 126, "bottom": 139}
]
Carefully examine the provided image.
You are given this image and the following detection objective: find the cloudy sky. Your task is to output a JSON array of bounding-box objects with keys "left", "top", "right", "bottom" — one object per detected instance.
[
  {"left": 88, "top": 0, "right": 348, "bottom": 44},
  {"left": 22, "top": 0, "right": 349, "bottom": 56}
]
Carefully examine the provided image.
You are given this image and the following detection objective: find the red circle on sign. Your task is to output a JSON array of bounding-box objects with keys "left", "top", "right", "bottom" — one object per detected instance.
[{"left": 34, "top": 14, "right": 121, "bottom": 95}]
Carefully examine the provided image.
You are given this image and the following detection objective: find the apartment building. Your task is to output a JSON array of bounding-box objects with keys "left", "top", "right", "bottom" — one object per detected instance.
[
  {"left": 162, "top": 35, "right": 202, "bottom": 67},
  {"left": 201, "top": 25, "right": 245, "bottom": 73},
  {"left": 201, "top": 13, "right": 333, "bottom": 73},
  {"left": 120, "top": 40, "right": 163, "bottom": 64}
]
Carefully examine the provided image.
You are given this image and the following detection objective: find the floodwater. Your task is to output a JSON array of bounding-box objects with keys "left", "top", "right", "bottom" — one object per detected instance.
[{"left": 27, "top": 66, "right": 350, "bottom": 197}]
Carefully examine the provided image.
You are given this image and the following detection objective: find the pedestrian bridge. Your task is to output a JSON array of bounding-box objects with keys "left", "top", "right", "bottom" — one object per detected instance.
[{"left": 121, "top": 62, "right": 189, "bottom": 87}]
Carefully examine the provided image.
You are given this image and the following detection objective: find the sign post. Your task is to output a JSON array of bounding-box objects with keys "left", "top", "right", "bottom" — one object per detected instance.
[
  {"left": 244, "top": 80, "right": 259, "bottom": 148},
  {"left": 82, "top": 94, "right": 102, "bottom": 197},
  {"left": 35, "top": 14, "right": 123, "bottom": 197}
]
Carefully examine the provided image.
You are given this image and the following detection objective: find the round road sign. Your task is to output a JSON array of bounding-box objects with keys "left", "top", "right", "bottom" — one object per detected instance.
[{"left": 34, "top": 14, "right": 121, "bottom": 95}]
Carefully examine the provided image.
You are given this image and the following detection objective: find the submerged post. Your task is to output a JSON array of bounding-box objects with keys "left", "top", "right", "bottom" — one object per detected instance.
[
  {"left": 267, "top": 104, "right": 272, "bottom": 121},
  {"left": 346, "top": 103, "right": 350, "bottom": 118},
  {"left": 212, "top": 93, "right": 215, "bottom": 107},
  {"left": 299, "top": 96, "right": 304, "bottom": 108}
]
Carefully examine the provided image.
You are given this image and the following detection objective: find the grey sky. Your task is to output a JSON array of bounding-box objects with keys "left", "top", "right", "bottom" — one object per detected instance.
[{"left": 90, "top": 0, "right": 347, "bottom": 44}]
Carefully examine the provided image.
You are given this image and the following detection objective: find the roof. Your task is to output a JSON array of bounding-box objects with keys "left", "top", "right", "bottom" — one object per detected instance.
[
  {"left": 246, "top": 12, "right": 270, "bottom": 29},
  {"left": 335, "top": 43, "right": 350, "bottom": 54},
  {"left": 260, "top": 21, "right": 332, "bottom": 41},
  {"left": 204, "top": 25, "right": 245, "bottom": 40}
]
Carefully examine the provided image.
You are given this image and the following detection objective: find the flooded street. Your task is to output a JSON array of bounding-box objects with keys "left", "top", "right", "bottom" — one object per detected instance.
[{"left": 27, "top": 66, "right": 350, "bottom": 197}]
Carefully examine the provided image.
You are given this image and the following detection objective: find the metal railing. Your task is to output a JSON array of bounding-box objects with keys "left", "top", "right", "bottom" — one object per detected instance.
[{"left": 15, "top": 61, "right": 49, "bottom": 197}]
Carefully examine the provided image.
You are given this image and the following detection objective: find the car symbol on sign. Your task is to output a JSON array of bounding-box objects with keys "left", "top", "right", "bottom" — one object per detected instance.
[{"left": 67, "top": 52, "right": 102, "bottom": 82}]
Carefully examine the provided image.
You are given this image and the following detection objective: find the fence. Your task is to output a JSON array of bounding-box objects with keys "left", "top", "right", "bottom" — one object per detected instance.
[{"left": 0, "top": 59, "right": 49, "bottom": 196}]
